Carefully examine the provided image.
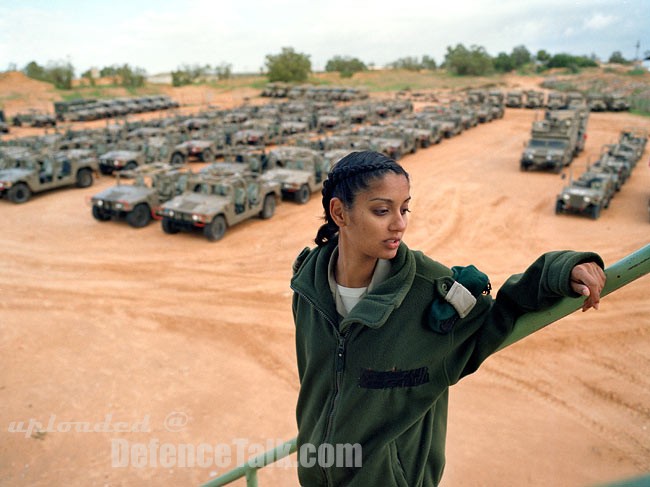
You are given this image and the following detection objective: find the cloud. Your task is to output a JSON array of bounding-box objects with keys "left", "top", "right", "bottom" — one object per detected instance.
[{"left": 583, "top": 13, "right": 617, "bottom": 30}]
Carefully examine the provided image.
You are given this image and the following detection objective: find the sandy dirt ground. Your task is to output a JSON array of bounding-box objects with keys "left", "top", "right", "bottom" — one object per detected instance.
[{"left": 1, "top": 81, "right": 649, "bottom": 487}]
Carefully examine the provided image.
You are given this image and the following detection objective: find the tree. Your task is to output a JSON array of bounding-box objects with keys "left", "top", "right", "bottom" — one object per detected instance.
[
  {"left": 81, "top": 69, "right": 96, "bottom": 87},
  {"left": 510, "top": 45, "right": 531, "bottom": 68},
  {"left": 443, "top": 44, "right": 493, "bottom": 76},
  {"left": 493, "top": 52, "right": 515, "bottom": 73},
  {"left": 421, "top": 55, "right": 437, "bottom": 70},
  {"left": 265, "top": 47, "right": 311, "bottom": 82},
  {"left": 387, "top": 56, "right": 423, "bottom": 71},
  {"left": 23, "top": 61, "right": 48, "bottom": 82},
  {"left": 325, "top": 56, "right": 367, "bottom": 78},
  {"left": 535, "top": 50, "right": 551, "bottom": 64},
  {"left": 608, "top": 51, "right": 629, "bottom": 64},
  {"left": 215, "top": 62, "right": 232, "bottom": 80}
]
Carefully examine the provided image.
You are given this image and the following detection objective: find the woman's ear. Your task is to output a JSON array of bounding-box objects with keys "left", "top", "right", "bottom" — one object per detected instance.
[{"left": 330, "top": 197, "right": 347, "bottom": 227}]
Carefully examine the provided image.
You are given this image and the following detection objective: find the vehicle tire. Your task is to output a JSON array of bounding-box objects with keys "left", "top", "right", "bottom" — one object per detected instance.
[
  {"left": 295, "top": 184, "right": 310, "bottom": 204},
  {"left": 7, "top": 183, "right": 31, "bottom": 204},
  {"left": 162, "top": 217, "right": 180, "bottom": 234},
  {"left": 260, "top": 194, "right": 276, "bottom": 219},
  {"left": 99, "top": 166, "right": 114, "bottom": 176},
  {"left": 201, "top": 149, "right": 213, "bottom": 162},
  {"left": 171, "top": 152, "right": 185, "bottom": 165},
  {"left": 204, "top": 215, "right": 227, "bottom": 242},
  {"left": 76, "top": 168, "right": 93, "bottom": 188},
  {"left": 124, "top": 161, "right": 138, "bottom": 171},
  {"left": 92, "top": 205, "right": 111, "bottom": 222},
  {"left": 555, "top": 200, "right": 564, "bottom": 214},
  {"left": 126, "top": 203, "right": 152, "bottom": 228},
  {"left": 520, "top": 163, "right": 529, "bottom": 171}
]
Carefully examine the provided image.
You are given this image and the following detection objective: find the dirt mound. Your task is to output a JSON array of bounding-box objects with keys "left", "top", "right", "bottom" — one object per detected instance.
[{"left": 0, "top": 71, "right": 60, "bottom": 115}]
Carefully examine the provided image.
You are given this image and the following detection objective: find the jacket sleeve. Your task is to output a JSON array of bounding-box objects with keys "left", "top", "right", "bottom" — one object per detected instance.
[{"left": 444, "top": 250, "right": 604, "bottom": 384}]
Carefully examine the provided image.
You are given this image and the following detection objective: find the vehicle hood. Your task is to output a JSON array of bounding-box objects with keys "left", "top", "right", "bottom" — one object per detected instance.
[
  {"left": 263, "top": 168, "right": 310, "bottom": 183},
  {"left": 100, "top": 150, "right": 139, "bottom": 160},
  {"left": 0, "top": 168, "right": 32, "bottom": 182},
  {"left": 92, "top": 185, "right": 154, "bottom": 203},
  {"left": 162, "top": 193, "right": 230, "bottom": 215}
]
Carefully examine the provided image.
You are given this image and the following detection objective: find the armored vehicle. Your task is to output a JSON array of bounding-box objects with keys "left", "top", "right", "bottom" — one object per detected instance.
[
  {"left": 606, "top": 93, "right": 629, "bottom": 111},
  {"left": 521, "top": 109, "right": 588, "bottom": 172},
  {"left": 546, "top": 92, "right": 566, "bottom": 110},
  {"left": 173, "top": 136, "right": 222, "bottom": 163},
  {"left": 556, "top": 173, "right": 614, "bottom": 219},
  {"left": 619, "top": 127, "right": 648, "bottom": 154},
  {"left": 505, "top": 91, "right": 523, "bottom": 108},
  {"left": 587, "top": 93, "right": 608, "bottom": 112},
  {"left": 90, "top": 163, "right": 189, "bottom": 228},
  {"left": 263, "top": 146, "right": 329, "bottom": 204},
  {"left": 0, "top": 151, "right": 98, "bottom": 204},
  {"left": 157, "top": 172, "right": 281, "bottom": 241},
  {"left": 525, "top": 90, "right": 545, "bottom": 109},
  {"left": 12, "top": 110, "right": 57, "bottom": 128},
  {"left": 98, "top": 138, "right": 185, "bottom": 175}
]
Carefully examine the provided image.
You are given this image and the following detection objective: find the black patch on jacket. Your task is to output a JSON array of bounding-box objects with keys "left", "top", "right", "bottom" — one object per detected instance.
[{"left": 359, "top": 367, "right": 430, "bottom": 389}]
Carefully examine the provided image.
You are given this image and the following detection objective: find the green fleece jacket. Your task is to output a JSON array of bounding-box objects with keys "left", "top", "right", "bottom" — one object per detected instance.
[{"left": 291, "top": 240, "right": 603, "bottom": 487}]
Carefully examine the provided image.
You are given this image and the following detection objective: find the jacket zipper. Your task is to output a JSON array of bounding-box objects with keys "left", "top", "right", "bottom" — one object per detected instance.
[{"left": 292, "top": 287, "right": 348, "bottom": 487}]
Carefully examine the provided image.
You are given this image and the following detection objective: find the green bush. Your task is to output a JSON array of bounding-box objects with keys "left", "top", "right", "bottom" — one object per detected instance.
[{"left": 265, "top": 47, "right": 311, "bottom": 82}]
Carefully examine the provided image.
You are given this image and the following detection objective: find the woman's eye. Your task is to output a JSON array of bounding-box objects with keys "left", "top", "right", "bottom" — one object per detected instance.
[
  {"left": 374, "top": 209, "right": 389, "bottom": 216},
  {"left": 401, "top": 208, "right": 411, "bottom": 215}
]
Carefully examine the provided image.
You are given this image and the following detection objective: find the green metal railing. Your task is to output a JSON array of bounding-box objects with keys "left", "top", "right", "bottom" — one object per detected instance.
[{"left": 201, "top": 243, "right": 650, "bottom": 487}]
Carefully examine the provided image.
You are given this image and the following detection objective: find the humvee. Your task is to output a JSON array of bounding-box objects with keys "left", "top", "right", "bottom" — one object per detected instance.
[
  {"left": 505, "top": 91, "right": 523, "bottom": 108},
  {"left": 556, "top": 173, "right": 614, "bottom": 219},
  {"left": 587, "top": 93, "right": 608, "bottom": 112},
  {"left": 546, "top": 92, "right": 567, "bottom": 110},
  {"left": 90, "top": 163, "right": 189, "bottom": 228},
  {"left": 157, "top": 172, "right": 281, "bottom": 241},
  {"left": 263, "top": 146, "right": 329, "bottom": 204},
  {"left": 525, "top": 90, "right": 545, "bottom": 109},
  {"left": 606, "top": 93, "right": 630, "bottom": 112},
  {"left": 98, "top": 137, "right": 185, "bottom": 175},
  {"left": 0, "top": 151, "right": 98, "bottom": 203}
]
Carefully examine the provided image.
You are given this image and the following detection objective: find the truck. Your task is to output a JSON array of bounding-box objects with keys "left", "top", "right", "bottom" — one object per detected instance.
[
  {"left": 157, "top": 172, "right": 281, "bottom": 241},
  {"left": 263, "top": 146, "right": 329, "bottom": 204},
  {"left": 90, "top": 163, "right": 189, "bottom": 228},
  {"left": 0, "top": 150, "right": 98, "bottom": 203},
  {"left": 555, "top": 172, "right": 615, "bottom": 219},
  {"left": 520, "top": 109, "right": 588, "bottom": 172}
]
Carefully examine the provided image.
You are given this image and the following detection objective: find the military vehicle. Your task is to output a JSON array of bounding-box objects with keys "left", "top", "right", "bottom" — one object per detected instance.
[
  {"left": 606, "top": 93, "right": 630, "bottom": 111},
  {"left": 354, "top": 125, "right": 417, "bottom": 157},
  {"left": 0, "top": 150, "right": 98, "bottom": 204},
  {"left": 546, "top": 92, "right": 566, "bottom": 110},
  {"left": 90, "top": 163, "right": 189, "bottom": 228},
  {"left": 525, "top": 90, "right": 545, "bottom": 109},
  {"left": 587, "top": 93, "right": 608, "bottom": 112},
  {"left": 619, "top": 127, "right": 648, "bottom": 154},
  {"left": 520, "top": 109, "right": 588, "bottom": 172},
  {"left": 157, "top": 172, "right": 281, "bottom": 241},
  {"left": 565, "top": 91, "right": 586, "bottom": 109},
  {"left": 263, "top": 146, "right": 329, "bottom": 204},
  {"left": 173, "top": 135, "right": 223, "bottom": 163},
  {"left": 12, "top": 110, "right": 57, "bottom": 128},
  {"left": 556, "top": 173, "right": 614, "bottom": 219},
  {"left": 505, "top": 91, "right": 524, "bottom": 108},
  {"left": 98, "top": 138, "right": 185, "bottom": 175}
]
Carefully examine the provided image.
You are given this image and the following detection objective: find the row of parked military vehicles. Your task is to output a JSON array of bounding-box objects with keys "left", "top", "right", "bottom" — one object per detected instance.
[
  {"left": 1, "top": 87, "right": 508, "bottom": 240},
  {"left": 261, "top": 83, "right": 369, "bottom": 101},
  {"left": 520, "top": 105, "right": 589, "bottom": 173},
  {"left": 505, "top": 90, "right": 629, "bottom": 112},
  {"left": 555, "top": 128, "right": 648, "bottom": 219}
]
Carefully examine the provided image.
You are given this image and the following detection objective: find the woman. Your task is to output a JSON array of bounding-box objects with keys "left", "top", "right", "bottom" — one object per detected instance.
[{"left": 290, "top": 151, "right": 605, "bottom": 486}]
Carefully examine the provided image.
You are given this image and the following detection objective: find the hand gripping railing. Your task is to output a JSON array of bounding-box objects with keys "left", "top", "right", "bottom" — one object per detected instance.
[{"left": 200, "top": 243, "right": 650, "bottom": 487}]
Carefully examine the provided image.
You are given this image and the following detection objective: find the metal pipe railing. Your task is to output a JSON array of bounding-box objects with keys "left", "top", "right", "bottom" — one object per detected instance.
[{"left": 200, "top": 243, "right": 650, "bottom": 487}]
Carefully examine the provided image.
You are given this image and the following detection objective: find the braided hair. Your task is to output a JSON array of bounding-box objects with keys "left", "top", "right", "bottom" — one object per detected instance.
[{"left": 315, "top": 151, "right": 409, "bottom": 246}]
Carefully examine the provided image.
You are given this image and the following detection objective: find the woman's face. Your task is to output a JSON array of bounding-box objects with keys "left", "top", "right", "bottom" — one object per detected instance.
[{"left": 336, "top": 172, "right": 411, "bottom": 262}]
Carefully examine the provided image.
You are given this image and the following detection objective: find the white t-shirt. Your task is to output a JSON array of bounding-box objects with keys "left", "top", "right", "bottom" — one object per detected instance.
[{"left": 336, "top": 284, "right": 368, "bottom": 314}]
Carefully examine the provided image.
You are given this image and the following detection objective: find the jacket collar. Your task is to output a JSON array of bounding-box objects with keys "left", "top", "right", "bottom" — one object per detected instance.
[{"left": 291, "top": 238, "right": 416, "bottom": 331}]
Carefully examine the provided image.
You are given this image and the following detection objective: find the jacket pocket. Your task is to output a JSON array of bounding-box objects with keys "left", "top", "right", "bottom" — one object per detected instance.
[{"left": 388, "top": 440, "right": 410, "bottom": 487}]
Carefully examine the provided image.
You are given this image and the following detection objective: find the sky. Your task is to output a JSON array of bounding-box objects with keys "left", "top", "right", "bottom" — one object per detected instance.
[{"left": 0, "top": 0, "right": 648, "bottom": 76}]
